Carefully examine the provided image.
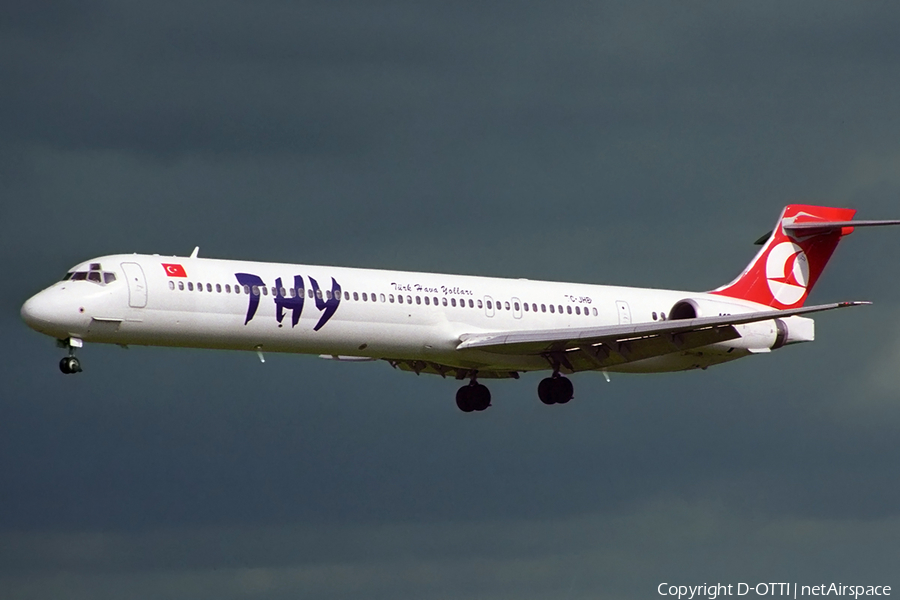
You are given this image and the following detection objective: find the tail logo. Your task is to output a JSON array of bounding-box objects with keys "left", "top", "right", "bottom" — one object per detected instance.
[{"left": 766, "top": 241, "right": 809, "bottom": 306}]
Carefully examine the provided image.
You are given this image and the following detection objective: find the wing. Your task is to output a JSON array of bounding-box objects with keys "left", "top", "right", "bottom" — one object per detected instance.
[{"left": 457, "top": 301, "right": 868, "bottom": 371}]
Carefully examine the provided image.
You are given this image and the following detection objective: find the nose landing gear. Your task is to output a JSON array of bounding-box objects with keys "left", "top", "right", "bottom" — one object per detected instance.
[
  {"left": 59, "top": 356, "right": 82, "bottom": 374},
  {"left": 456, "top": 380, "right": 491, "bottom": 412},
  {"left": 58, "top": 337, "right": 83, "bottom": 374}
]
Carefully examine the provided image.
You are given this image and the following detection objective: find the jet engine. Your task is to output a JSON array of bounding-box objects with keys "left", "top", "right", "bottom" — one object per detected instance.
[{"left": 668, "top": 297, "right": 815, "bottom": 350}]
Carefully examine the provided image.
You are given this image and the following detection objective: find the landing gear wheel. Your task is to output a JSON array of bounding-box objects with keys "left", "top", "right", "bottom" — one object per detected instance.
[
  {"left": 554, "top": 377, "right": 573, "bottom": 404},
  {"left": 456, "top": 383, "right": 491, "bottom": 412},
  {"left": 470, "top": 383, "right": 491, "bottom": 411},
  {"left": 537, "top": 375, "right": 573, "bottom": 405},
  {"left": 456, "top": 385, "right": 475, "bottom": 412},
  {"left": 538, "top": 377, "right": 556, "bottom": 405},
  {"left": 59, "top": 356, "right": 82, "bottom": 374}
]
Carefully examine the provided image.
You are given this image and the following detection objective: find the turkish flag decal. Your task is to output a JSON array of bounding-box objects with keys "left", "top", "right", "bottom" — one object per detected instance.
[{"left": 162, "top": 263, "right": 187, "bottom": 277}]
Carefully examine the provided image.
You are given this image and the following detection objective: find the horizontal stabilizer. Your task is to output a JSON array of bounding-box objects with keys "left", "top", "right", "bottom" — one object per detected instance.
[{"left": 784, "top": 219, "right": 900, "bottom": 233}]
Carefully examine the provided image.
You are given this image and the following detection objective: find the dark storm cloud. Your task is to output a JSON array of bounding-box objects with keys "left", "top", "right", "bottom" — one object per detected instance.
[{"left": 3, "top": 2, "right": 900, "bottom": 598}]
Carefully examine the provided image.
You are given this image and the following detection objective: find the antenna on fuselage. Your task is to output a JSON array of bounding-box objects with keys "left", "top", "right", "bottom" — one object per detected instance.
[{"left": 190, "top": 246, "right": 200, "bottom": 259}]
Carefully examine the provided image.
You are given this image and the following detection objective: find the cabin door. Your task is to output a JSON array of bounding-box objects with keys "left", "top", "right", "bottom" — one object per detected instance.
[
  {"left": 120, "top": 262, "right": 148, "bottom": 308},
  {"left": 615, "top": 300, "right": 631, "bottom": 324}
]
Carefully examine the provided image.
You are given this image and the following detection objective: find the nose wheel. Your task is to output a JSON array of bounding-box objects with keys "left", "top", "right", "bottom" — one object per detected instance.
[
  {"left": 537, "top": 374, "right": 573, "bottom": 405},
  {"left": 58, "top": 337, "right": 83, "bottom": 374},
  {"left": 59, "top": 356, "right": 82, "bottom": 374}
]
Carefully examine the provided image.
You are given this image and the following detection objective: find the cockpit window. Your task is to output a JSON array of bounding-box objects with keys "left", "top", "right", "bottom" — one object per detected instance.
[{"left": 64, "top": 263, "right": 117, "bottom": 286}]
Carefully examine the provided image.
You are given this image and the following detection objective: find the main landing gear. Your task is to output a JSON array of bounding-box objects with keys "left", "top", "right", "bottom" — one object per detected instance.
[
  {"left": 455, "top": 374, "right": 575, "bottom": 412},
  {"left": 58, "top": 337, "right": 83, "bottom": 374},
  {"left": 456, "top": 380, "right": 491, "bottom": 412},
  {"left": 537, "top": 374, "right": 573, "bottom": 405}
]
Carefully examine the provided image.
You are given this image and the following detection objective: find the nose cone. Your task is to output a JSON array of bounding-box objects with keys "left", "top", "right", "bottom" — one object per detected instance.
[
  {"left": 20, "top": 292, "right": 52, "bottom": 329},
  {"left": 21, "top": 290, "right": 62, "bottom": 334}
]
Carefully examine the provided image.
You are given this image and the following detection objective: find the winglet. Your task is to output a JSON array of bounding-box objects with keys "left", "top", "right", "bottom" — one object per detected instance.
[{"left": 190, "top": 246, "right": 200, "bottom": 259}]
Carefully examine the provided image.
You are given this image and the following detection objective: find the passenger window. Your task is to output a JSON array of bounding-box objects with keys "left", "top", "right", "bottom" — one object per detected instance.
[
  {"left": 486, "top": 300, "right": 492, "bottom": 309},
  {"left": 433, "top": 297, "right": 438, "bottom": 305},
  {"left": 451, "top": 298, "right": 457, "bottom": 307},
  {"left": 277, "top": 287, "right": 284, "bottom": 297},
  {"left": 468, "top": 299, "right": 474, "bottom": 308},
  {"left": 505, "top": 301, "right": 510, "bottom": 310},
  {"left": 261, "top": 286, "right": 268, "bottom": 296},
  {"left": 442, "top": 298, "right": 448, "bottom": 307},
  {"left": 514, "top": 302, "right": 520, "bottom": 311},
  {"left": 523, "top": 303, "right": 529, "bottom": 312},
  {"left": 251, "top": 285, "right": 259, "bottom": 296},
  {"left": 353, "top": 292, "right": 359, "bottom": 301},
  {"left": 549, "top": 304, "right": 554, "bottom": 313},
  {"left": 477, "top": 300, "right": 483, "bottom": 309},
  {"left": 541, "top": 304, "right": 546, "bottom": 313},
  {"left": 362, "top": 292, "right": 368, "bottom": 301},
  {"left": 661, "top": 312, "right": 666, "bottom": 320},
  {"left": 103, "top": 272, "right": 116, "bottom": 284},
  {"left": 178, "top": 281, "right": 184, "bottom": 291},
  {"left": 169, "top": 281, "right": 175, "bottom": 290},
  {"left": 380, "top": 293, "right": 386, "bottom": 302},
  {"left": 398, "top": 295, "right": 404, "bottom": 304},
  {"left": 344, "top": 291, "right": 350, "bottom": 300},
  {"left": 407, "top": 295, "right": 412, "bottom": 304},
  {"left": 389, "top": 294, "right": 395, "bottom": 303},
  {"left": 88, "top": 272, "right": 101, "bottom": 283},
  {"left": 416, "top": 296, "right": 421, "bottom": 305},
  {"left": 575, "top": 306, "right": 580, "bottom": 315},
  {"left": 188, "top": 282, "right": 194, "bottom": 291},
  {"left": 198, "top": 282, "right": 204, "bottom": 292},
  {"left": 558, "top": 305, "right": 563, "bottom": 314},
  {"left": 652, "top": 311, "right": 658, "bottom": 321},
  {"left": 216, "top": 284, "right": 222, "bottom": 293},
  {"left": 592, "top": 308, "right": 598, "bottom": 316},
  {"left": 326, "top": 290, "right": 332, "bottom": 300},
  {"left": 424, "top": 296, "right": 430, "bottom": 305},
  {"left": 206, "top": 283, "right": 211, "bottom": 292},
  {"left": 225, "top": 284, "right": 231, "bottom": 293},
  {"left": 315, "top": 289, "right": 322, "bottom": 299},
  {"left": 243, "top": 285, "right": 250, "bottom": 294}
]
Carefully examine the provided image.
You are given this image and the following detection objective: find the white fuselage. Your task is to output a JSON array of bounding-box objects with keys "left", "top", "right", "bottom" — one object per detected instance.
[{"left": 21, "top": 253, "right": 798, "bottom": 376}]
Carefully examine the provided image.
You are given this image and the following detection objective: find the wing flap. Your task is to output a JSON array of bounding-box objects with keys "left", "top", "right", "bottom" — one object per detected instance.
[
  {"left": 457, "top": 301, "right": 868, "bottom": 357},
  {"left": 558, "top": 325, "right": 743, "bottom": 372}
]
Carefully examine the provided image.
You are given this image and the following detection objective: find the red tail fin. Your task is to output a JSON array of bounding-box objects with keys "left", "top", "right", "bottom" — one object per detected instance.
[{"left": 711, "top": 204, "right": 857, "bottom": 309}]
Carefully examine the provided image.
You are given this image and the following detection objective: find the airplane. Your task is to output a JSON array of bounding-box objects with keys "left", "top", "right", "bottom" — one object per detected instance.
[{"left": 20, "top": 204, "right": 900, "bottom": 412}]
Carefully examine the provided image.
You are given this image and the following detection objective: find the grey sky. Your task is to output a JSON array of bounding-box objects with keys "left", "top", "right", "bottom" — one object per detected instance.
[{"left": 3, "top": 2, "right": 900, "bottom": 598}]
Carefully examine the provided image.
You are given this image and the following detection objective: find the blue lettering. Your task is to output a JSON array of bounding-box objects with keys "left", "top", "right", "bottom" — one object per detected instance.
[
  {"left": 235, "top": 273, "right": 265, "bottom": 325},
  {"left": 274, "top": 275, "right": 305, "bottom": 327},
  {"left": 309, "top": 276, "right": 341, "bottom": 331}
]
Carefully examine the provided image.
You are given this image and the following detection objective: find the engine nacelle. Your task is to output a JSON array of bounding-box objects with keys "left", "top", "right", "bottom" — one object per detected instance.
[
  {"left": 668, "top": 298, "right": 815, "bottom": 351},
  {"left": 668, "top": 297, "right": 759, "bottom": 320}
]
